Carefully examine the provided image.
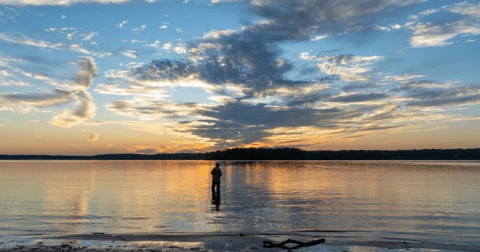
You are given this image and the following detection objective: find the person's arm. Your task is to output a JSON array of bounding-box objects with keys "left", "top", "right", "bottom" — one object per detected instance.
[{"left": 219, "top": 169, "right": 222, "bottom": 176}]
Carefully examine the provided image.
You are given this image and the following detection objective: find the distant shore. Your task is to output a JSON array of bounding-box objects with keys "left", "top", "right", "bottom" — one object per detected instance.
[
  {"left": 1, "top": 147, "right": 480, "bottom": 160},
  {"left": 2, "top": 232, "right": 479, "bottom": 252}
]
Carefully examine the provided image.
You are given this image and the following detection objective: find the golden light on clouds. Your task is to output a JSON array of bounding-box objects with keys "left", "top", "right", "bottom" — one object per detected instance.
[{"left": 1, "top": 0, "right": 480, "bottom": 155}]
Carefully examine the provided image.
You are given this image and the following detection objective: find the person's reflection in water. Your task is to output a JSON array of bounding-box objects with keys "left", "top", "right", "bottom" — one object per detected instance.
[
  {"left": 211, "top": 163, "right": 222, "bottom": 211},
  {"left": 212, "top": 190, "right": 221, "bottom": 211}
]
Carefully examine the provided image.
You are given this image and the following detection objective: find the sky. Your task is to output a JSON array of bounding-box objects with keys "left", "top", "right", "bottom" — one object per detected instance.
[{"left": 0, "top": 0, "right": 480, "bottom": 155}]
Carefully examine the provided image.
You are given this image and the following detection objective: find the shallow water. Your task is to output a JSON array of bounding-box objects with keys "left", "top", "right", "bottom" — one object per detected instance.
[{"left": 1, "top": 160, "right": 479, "bottom": 246}]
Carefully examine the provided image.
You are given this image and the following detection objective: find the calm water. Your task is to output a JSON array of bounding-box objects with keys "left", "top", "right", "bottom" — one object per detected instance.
[{"left": 1, "top": 160, "right": 479, "bottom": 246}]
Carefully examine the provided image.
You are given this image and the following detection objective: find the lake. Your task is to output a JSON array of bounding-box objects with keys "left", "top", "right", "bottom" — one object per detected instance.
[{"left": 1, "top": 160, "right": 479, "bottom": 248}]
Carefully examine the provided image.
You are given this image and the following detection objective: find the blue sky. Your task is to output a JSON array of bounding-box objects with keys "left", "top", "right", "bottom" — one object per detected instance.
[{"left": 1, "top": 0, "right": 480, "bottom": 155}]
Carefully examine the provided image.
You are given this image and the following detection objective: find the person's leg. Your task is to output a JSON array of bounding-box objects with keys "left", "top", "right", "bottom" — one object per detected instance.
[{"left": 211, "top": 181, "right": 216, "bottom": 196}]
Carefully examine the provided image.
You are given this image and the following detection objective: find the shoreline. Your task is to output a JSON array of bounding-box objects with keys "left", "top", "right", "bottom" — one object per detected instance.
[{"left": 1, "top": 232, "right": 479, "bottom": 252}]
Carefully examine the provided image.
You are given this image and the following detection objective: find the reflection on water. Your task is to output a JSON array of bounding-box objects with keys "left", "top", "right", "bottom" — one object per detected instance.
[{"left": 0, "top": 160, "right": 479, "bottom": 246}]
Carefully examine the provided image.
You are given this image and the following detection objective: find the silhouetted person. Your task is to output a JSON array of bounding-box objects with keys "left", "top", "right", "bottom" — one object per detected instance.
[{"left": 211, "top": 163, "right": 222, "bottom": 198}]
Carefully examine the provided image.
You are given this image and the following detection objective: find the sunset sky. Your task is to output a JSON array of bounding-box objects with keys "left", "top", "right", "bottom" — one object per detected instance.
[{"left": 1, "top": 0, "right": 480, "bottom": 155}]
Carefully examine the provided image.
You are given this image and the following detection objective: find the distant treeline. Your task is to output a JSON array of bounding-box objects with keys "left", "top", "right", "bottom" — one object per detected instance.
[{"left": 1, "top": 148, "right": 479, "bottom": 160}]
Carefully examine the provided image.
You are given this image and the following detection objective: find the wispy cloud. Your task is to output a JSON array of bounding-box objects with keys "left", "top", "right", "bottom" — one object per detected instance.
[
  {"left": 0, "top": 0, "right": 135, "bottom": 6},
  {"left": 409, "top": 20, "right": 480, "bottom": 47},
  {"left": 121, "top": 50, "right": 138, "bottom": 58},
  {"left": 117, "top": 20, "right": 128, "bottom": 28},
  {"left": 211, "top": 0, "right": 244, "bottom": 4},
  {"left": 1, "top": 57, "right": 98, "bottom": 128},
  {"left": 310, "top": 34, "right": 329, "bottom": 41},
  {"left": 133, "top": 24, "right": 146, "bottom": 31},
  {"left": 0, "top": 32, "right": 110, "bottom": 57},
  {"left": 88, "top": 133, "right": 99, "bottom": 141},
  {"left": 449, "top": 1, "right": 480, "bottom": 17},
  {"left": 105, "top": 98, "right": 201, "bottom": 120},
  {"left": 300, "top": 53, "right": 382, "bottom": 82},
  {"left": 146, "top": 40, "right": 161, "bottom": 48},
  {"left": 159, "top": 22, "right": 168, "bottom": 29},
  {"left": 49, "top": 57, "right": 98, "bottom": 128},
  {"left": 418, "top": 8, "right": 439, "bottom": 17}
]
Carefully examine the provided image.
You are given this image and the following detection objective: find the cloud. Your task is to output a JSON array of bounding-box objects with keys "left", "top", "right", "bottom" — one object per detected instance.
[
  {"left": 0, "top": 32, "right": 109, "bottom": 57},
  {"left": 211, "top": 0, "right": 243, "bottom": 4},
  {"left": 117, "top": 20, "right": 128, "bottom": 28},
  {"left": 0, "top": 70, "right": 10, "bottom": 76},
  {"left": 330, "top": 92, "right": 390, "bottom": 103},
  {"left": 81, "top": 32, "right": 97, "bottom": 41},
  {"left": 1, "top": 89, "right": 76, "bottom": 107},
  {"left": 374, "top": 23, "right": 404, "bottom": 32},
  {"left": 88, "top": 133, "right": 100, "bottom": 141},
  {"left": 203, "top": 30, "right": 236, "bottom": 39},
  {"left": 375, "top": 24, "right": 391, "bottom": 32},
  {"left": 391, "top": 24, "right": 402, "bottom": 30},
  {"left": 300, "top": 53, "right": 382, "bottom": 82},
  {"left": 177, "top": 100, "right": 366, "bottom": 148},
  {"left": 127, "top": 39, "right": 145, "bottom": 43},
  {"left": 105, "top": 98, "right": 200, "bottom": 120},
  {"left": 383, "top": 74, "right": 426, "bottom": 83},
  {"left": 449, "top": 2, "right": 480, "bottom": 17},
  {"left": 1, "top": 57, "right": 98, "bottom": 127},
  {"left": 146, "top": 40, "right": 161, "bottom": 48},
  {"left": 395, "top": 80, "right": 480, "bottom": 107},
  {"left": 133, "top": 24, "right": 146, "bottom": 31},
  {"left": 122, "top": 50, "right": 138, "bottom": 58},
  {"left": 174, "top": 43, "right": 187, "bottom": 54},
  {"left": 162, "top": 43, "right": 172, "bottom": 51},
  {"left": 49, "top": 57, "right": 98, "bottom": 127},
  {"left": 418, "top": 8, "right": 438, "bottom": 17},
  {"left": 0, "top": 33, "right": 65, "bottom": 49},
  {"left": 0, "top": 0, "right": 134, "bottom": 6},
  {"left": 310, "top": 34, "right": 329, "bottom": 41},
  {"left": 103, "top": 0, "right": 479, "bottom": 149},
  {"left": 409, "top": 20, "right": 480, "bottom": 47}
]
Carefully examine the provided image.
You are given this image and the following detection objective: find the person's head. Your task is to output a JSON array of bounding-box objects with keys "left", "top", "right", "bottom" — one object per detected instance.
[{"left": 216, "top": 163, "right": 220, "bottom": 168}]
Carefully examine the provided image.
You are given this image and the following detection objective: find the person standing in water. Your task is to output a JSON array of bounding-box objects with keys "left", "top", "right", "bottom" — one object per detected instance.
[{"left": 211, "top": 163, "right": 222, "bottom": 198}]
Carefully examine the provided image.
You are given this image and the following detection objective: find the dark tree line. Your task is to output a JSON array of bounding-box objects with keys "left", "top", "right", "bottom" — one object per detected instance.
[
  {"left": 1, "top": 147, "right": 479, "bottom": 160},
  {"left": 204, "top": 147, "right": 307, "bottom": 160}
]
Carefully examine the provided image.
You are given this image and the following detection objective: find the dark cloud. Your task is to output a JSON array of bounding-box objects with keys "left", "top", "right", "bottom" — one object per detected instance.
[
  {"left": 20, "top": 55, "right": 64, "bottom": 66},
  {"left": 183, "top": 100, "right": 363, "bottom": 148},
  {"left": 342, "top": 82, "right": 384, "bottom": 91},
  {"left": 395, "top": 80, "right": 480, "bottom": 107},
  {"left": 104, "top": 0, "right": 451, "bottom": 148},
  {"left": 246, "top": 0, "right": 426, "bottom": 40},
  {"left": 330, "top": 92, "right": 390, "bottom": 103},
  {"left": 1, "top": 88, "right": 75, "bottom": 107},
  {"left": 130, "top": 60, "right": 193, "bottom": 82},
  {"left": 106, "top": 99, "right": 197, "bottom": 120},
  {"left": 129, "top": 0, "right": 423, "bottom": 94}
]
